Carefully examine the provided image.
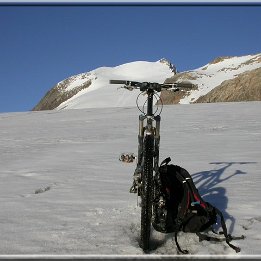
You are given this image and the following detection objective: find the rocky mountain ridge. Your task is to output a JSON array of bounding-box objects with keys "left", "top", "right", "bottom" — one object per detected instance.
[
  {"left": 195, "top": 67, "right": 261, "bottom": 103},
  {"left": 33, "top": 53, "right": 261, "bottom": 111},
  {"left": 163, "top": 53, "right": 261, "bottom": 104}
]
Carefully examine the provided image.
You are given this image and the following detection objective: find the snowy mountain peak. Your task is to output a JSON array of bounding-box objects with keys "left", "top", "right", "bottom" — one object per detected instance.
[
  {"left": 33, "top": 60, "right": 176, "bottom": 111},
  {"left": 158, "top": 58, "right": 177, "bottom": 73},
  {"left": 33, "top": 53, "right": 261, "bottom": 111}
]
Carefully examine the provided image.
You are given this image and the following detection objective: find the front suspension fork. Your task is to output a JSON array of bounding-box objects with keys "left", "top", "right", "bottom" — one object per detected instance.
[
  {"left": 153, "top": 115, "right": 163, "bottom": 205},
  {"left": 137, "top": 114, "right": 160, "bottom": 167},
  {"left": 137, "top": 114, "right": 146, "bottom": 167},
  {"left": 154, "top": 115, "right": 161, "bottom": 173},
  {"left": 131, "top": 115, "right": 161, "bottom": 194}
]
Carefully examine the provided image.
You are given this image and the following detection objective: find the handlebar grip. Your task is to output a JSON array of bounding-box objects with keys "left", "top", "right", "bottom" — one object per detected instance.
[
  {"left": 176, "top": 83, "right": 195, "bottom": 88},
  {"left": 110, "top": 80, "right": 127, "bottom": 84}
]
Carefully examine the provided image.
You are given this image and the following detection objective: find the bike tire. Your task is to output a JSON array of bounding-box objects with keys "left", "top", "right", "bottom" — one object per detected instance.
[{"left": 140, "top": 134, "right": 154, "bottom": 251}]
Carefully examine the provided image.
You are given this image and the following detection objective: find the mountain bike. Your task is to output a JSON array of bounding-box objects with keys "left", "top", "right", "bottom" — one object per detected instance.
[{"left": 110, "top": 80, "right": 194, "bottom": 252}]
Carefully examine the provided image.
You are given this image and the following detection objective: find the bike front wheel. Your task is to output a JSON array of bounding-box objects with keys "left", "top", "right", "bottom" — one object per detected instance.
[{"left": 140, "top": 134, "right": 154, "bottom": 251}]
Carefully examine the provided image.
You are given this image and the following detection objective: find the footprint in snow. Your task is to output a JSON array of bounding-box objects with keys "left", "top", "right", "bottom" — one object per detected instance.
[
  {"left": 19, "top": 183, "right": 56, "bottom": 198},
  {"left": 242, "top": 216, "right": 261, "bottom": 230}
]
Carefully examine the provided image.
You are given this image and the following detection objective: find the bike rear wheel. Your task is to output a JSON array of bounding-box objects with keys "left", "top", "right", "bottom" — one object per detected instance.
[{"left": 140, "top": 134, "right": 154, "bottom": 251}]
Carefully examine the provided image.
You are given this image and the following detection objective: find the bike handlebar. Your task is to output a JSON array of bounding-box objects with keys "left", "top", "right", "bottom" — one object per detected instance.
[
  {"left": 109, "top": 80, "right": 195, "bottom": 92},
  {"left": 110, "top": 80, "right": 130, "bottom": 85}
]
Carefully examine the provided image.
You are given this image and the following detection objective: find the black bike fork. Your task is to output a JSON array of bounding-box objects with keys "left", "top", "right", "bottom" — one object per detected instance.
[
  {"left": 154, "top": 115, "right": 161, "bottom": 173},
  {"left": 137, "top": 113, "right": 161, "bottom": 173},
  {"left": 137, "top": 114, "right": 146, "bottom": 167},
  {"left": 136, "top": 105, "right": 161, "bottom": 181}
]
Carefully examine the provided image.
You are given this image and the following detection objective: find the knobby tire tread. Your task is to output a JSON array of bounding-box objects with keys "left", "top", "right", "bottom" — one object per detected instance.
[{"left": 140, "top": 134, "right": 154, "bottom": 251}]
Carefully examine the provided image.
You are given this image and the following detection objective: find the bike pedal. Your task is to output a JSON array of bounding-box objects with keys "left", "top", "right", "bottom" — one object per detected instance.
[{"left": 130, "top": 186, "right": 137, "bottom": 193}]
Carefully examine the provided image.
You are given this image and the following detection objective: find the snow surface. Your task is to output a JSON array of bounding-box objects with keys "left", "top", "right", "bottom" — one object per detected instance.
[
  {"left": 57, "top": 60, "right": 175, "bottom": 110},
  {"left": 0, "top": 101, "right": 261, "bottom": 258}
]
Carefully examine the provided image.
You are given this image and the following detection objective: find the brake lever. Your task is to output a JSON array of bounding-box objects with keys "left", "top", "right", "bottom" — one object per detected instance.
[
  {"left": 169, "top": 88, "right": 180, "bottom": 92},
  {"left": 169, "top": 87, "right": 193, "bottom": 92},
  {"left": 124, "top": 85, "right": 134, "bottom": 91},
  {"left": 117, "top": 86, "right": 134, "bottom": 91}
]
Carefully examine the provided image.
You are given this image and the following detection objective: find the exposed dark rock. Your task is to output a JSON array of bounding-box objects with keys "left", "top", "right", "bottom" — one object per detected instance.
[
  {"left": 195, "top": 68, "right": 261, "bottom": 103},
  {"left": 33, "top": 79, "right": 92, "bottom": 111}
]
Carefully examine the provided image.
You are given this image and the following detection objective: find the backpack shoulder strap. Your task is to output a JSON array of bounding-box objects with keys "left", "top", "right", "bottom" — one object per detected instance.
[
  {"left": 160, "top": 158, "right": 191, "bottom": 229},
  {"left": 213, "top": 206, "right": 241, "bottom": 253},
  {"left": 177, "top": 166, "right": 207, "bottom": 209},
  {"left": 175, "top": 170, "right": 191, "bottom": 224},
  {"left": 160, "top": 157, "right": 172, "bottom": 167}
]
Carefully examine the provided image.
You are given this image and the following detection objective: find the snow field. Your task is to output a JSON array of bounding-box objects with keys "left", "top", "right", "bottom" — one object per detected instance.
[{"left": 0, "top": 101, "right": 260, "bottom": 256}]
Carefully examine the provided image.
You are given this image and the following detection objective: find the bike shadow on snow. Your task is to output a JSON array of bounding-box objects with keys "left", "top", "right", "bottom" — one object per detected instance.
[{"left": 191, "top": 161, "right": 256, "bottom": 234}]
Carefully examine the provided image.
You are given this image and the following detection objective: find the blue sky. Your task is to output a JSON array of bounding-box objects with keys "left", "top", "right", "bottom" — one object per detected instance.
[{"left": 0, "top": 4, "right": 260, "bottom": 113}]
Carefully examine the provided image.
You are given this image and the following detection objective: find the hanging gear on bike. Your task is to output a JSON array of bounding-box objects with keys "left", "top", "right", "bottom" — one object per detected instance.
[
  {"left": 119, "top": 152, "right": 137, "bottom": 163},
  {"left": 152, "top": 157, "right": 244, "bottom": 254}
]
